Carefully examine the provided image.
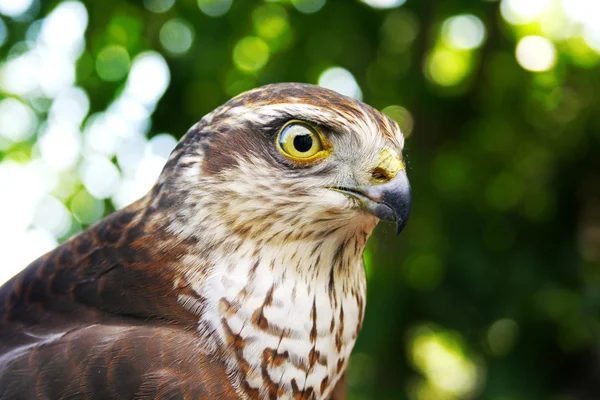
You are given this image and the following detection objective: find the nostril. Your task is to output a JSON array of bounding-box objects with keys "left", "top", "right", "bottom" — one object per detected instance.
[{"left": 371, "top": 167, "right": 390, "bottom": 183}]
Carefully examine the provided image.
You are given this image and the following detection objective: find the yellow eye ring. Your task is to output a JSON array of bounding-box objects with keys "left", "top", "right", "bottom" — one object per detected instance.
[{"left": 276, "top": 121, "right": 328, "bottom": 162}]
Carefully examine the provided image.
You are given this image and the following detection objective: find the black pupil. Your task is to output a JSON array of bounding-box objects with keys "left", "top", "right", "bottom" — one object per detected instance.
[{"left": 293, "top": 134, "right": 313, "bottom": 153}]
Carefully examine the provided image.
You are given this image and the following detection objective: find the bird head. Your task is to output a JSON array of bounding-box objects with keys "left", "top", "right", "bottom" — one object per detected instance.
[{"left": 157, "top": 83, "right": 411, "bottom": 246}]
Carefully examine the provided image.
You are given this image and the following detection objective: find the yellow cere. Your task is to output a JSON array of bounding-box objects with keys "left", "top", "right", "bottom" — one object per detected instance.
[
  {"left": 277, "top": 121, "right": 329, "bottom": 162},
  {"left": 371, "top": 147, "right": 404, "bottom": 184}
]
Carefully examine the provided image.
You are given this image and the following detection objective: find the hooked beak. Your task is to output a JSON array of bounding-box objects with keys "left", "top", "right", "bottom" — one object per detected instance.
[{"left": 332, "top": 171, "right": 412, "bottom": 234}]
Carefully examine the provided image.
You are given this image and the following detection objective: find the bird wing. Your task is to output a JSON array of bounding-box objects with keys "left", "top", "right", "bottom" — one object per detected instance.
[
  {"left": 0, "top": 323, "right": 238, "bottom": 399},
  {"left": 0, "top": 199, "right": 237, "bottom": 399}
]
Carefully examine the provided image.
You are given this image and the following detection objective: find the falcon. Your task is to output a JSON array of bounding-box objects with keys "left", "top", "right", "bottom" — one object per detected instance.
[{"left": 0, "top": 83, "right": 411, "bottom": 399}]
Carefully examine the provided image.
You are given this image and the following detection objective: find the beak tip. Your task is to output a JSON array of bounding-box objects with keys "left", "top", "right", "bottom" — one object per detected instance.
[
  {"left": 395, "top": 214, "right": 409, "bottom": 235},
  {"left": 381, "top": 174, "right": 411, "bottom": 236}
]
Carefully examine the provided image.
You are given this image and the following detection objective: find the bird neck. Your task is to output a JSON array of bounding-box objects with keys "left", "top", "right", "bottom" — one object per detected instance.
[{"left": 177, "top": 227, "right": 372, "bottom": 399}]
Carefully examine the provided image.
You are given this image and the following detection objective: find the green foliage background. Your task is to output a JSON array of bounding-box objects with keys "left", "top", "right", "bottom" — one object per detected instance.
[{"left": 1, "top": 0, "right": 600, "bottom": 399}]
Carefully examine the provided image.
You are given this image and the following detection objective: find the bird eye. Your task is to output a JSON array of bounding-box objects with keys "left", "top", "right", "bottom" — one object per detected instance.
[{"left": 277, "top": 122, "right": 325, "bottom": 161}]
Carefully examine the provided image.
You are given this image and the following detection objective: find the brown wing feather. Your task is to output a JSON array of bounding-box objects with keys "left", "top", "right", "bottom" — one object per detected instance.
[
  {"left": 1, "top": 199, "right": 192, "bottom": 330},
  {"left": 0, "top": 324, "right": 238, "bottom": 399},
  {"left": 0, "top": 198, "right": 237, "bottom": 399}
]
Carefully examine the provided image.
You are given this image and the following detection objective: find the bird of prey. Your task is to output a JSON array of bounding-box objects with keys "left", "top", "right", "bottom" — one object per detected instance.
[{"left": 0, "top": 83, "right": 411, "bottom": 400}]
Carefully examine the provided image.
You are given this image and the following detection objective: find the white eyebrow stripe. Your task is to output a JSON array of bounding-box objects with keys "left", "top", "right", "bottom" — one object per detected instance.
[{"left": 218, "top": 102, "right": 405, "bottom": 151}]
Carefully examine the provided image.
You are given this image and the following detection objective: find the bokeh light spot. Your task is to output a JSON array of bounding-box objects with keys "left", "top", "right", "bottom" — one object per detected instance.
[
  {"left": 50, "top": 86, "right": 90, "bottom": 126},
  {"left": 116, "top": 134, "right": 147, "bottom": 174},
  {"left": 318, "top": 67, "right": 362, "bottom": 100},
  {"left": 0, "top": 0, "right": 33, "bottom": 18},
  {"left": 0, "top": 161, "right": 43, "bottom": 238},
  {"left": 426, "top": 50, "right": 470, "bottom": 86},
  {"left": 561, "top": 0, "right": 600, "bottom": 25},
  {"left": 515, "top": 35, "right": 557, "bottom": 72},
  {"left": 39, "top": 121, "right": 81, "bottom": 171},
  {"left": 291, "top": 0, "right": 326, "bottom": 14},
  {"left": 382, "top": 105, "right": 414, "bottom": 136},
  {"left": 442, "top": 14, "right": 486, "bottom": 50},
  {"left": 197, "top": 0, "right": 232, "bottom": 17},
  {"left": 80, "top": 155, "right": 121, "bottom": 199},
  {"left": 144, "top": 0, "right": 174, "bottom": 13},
  {"left": 500, "top": 0, "right": 550, "bottom": 25},
  {"left": 113, "top": 139, "right": 169, "bottom": 209},
  {"left": 408, "top": 324, "right": 483, "bottom": 397},
  {"left": 232, "top": 36, "right": 270, "bottom": 73},
  {"left": 148, "top": 133, "right": 177, "bottom": 159},
  {"left": 487, "top": 319, "right": 519, "bottom": 356},
  {"left": 360, "top": 0, "right": 406, "bottom": 9},
  {"left": 96, "top": 45, "right": 130, "bottom": 82},
  {"left": 84, "top": 114, "right": 121, "bottom": 157},
  {"left": 0, "top": 227, "right": 56, "bottom": 286},
  {"left": 0, "top": 98, "right": 38, "bottom": 143},
  {"left": 39, "top": 1, "right": 88, "bottom": 57},
  {"left": 0, "top": 52, "right": 39, "bottom": 96},
  {"left": 125, "top": 52, "right": 170, "bottom": 106},
  {"left": 40, "top": 55, "right": 77, "bottom": 97},
  {"left": 252, "top": 4, "right": 290, "bottom": 50},
  {"left": 160, "top": 18, "right": 194, "bottom": 55},
  {"left": 0, "top": 160, "right": 62, "bottom": 284},
  {"left": 32, "top": 195, "right": 72, "bottom": 238},
  {"left": 0, "top": 2, "right": 87, "bottom": 98}
]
